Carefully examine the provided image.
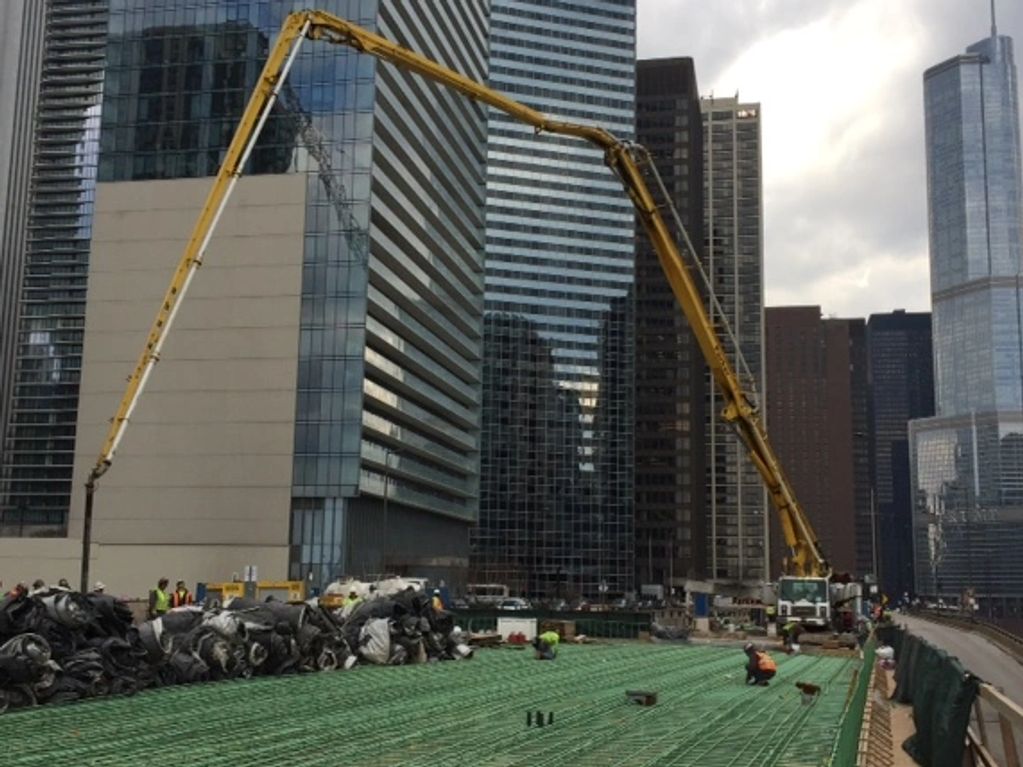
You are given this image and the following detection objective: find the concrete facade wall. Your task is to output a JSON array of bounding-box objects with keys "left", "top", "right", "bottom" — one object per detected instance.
[{"left": 37, "top": 174, "right": 307, "bottom": 592}]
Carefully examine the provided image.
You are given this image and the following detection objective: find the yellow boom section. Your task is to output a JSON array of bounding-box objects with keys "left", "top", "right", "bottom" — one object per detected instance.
[{"left": 87, "top": 10, "right": 829, "bottom": 580}]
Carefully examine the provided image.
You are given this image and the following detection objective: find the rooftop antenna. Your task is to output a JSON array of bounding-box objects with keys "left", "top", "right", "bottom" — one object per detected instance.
[{"left": 991, "top": 0, "right": 997, "bottom": 37}]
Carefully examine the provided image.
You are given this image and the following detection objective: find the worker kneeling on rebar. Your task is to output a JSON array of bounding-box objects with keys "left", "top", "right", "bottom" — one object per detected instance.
[
  {"left": 743, "top": 642, "right": 776, "bottom": 686},
  {"left": 532, "top": 630, "right": 560, "bottom": 660}
]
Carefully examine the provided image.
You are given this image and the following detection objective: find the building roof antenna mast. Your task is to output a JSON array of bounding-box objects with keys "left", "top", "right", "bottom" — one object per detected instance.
[{"left": 991, "top": 0, "right": 997, "bottom": 38}]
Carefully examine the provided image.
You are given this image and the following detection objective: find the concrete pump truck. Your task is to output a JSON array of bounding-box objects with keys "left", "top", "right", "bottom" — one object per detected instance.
[{"left": 81, "top": 9, "right": 834, "bottom": 627}]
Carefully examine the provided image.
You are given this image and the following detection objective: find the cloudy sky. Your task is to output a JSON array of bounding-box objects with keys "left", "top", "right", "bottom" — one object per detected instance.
[{"left": 637, "top": 0, "right": 1023, "bottom": 318}]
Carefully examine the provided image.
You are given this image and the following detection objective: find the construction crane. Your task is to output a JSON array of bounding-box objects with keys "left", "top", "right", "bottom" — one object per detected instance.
[{"left": 80, "top": 10, "right": 832, "bottom": 614}]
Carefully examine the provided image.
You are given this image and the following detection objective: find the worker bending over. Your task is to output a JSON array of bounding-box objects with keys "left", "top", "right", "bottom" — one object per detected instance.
[
  {"left": 780, "top": 620, "right": 804, "bottom": 653},
  {"left": 743, "top": 642, "right": 776, "bottom": 686},
  {"left": 532, "top": 630, "right": 560, "bottom": 660}
]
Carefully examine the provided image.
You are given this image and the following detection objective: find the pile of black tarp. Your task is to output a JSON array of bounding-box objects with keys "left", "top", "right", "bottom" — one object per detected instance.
[{"left": 0, "top": 587, "right": 470, "bottom": 715}]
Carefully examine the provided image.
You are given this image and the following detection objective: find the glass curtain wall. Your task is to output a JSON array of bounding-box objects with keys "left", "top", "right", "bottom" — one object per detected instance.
[
  {"left": 914, "top": 30, "right": 1023, "bottom": 607},
  {"left": 1, "top": 0, "right": 109, "bottom": 537},
  {"left": 472, "top": 0, "right": 637, "bottom": 600}
]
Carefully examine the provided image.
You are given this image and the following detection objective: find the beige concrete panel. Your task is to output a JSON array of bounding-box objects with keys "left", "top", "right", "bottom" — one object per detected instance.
[
  {"left": 83, "top": 296, "right": 302, "bottom": 338},
  {"left": 74, "top": 422, "right": 294, "bottom": 457},
  {"left": 85, "top": 264, "right": 301, "bottom": 303},
  {"left": 85, "top": 487, "right": 291, "bottom": 546},
  {"left": 93, "top": 200, "right": 305, "bottom": 241},
  {"left": 93, "top": 544, "right": 290, "bottom": 599},
  {"left": 94, "top": 515, "right": 288, "bottom": 547},
  {"left": 91, "top": 234, "right": 304, "bottom": 270},
  {"left": 80, "top": 359, "right": 297, "bottom": 400},
  {"left": 75, "top": 390, "right": 297, "bottom": 428},
  {"left": 0, "top": 539, "right": 84, "bottom": 589},
  {"left": 69, "top": 174, "right": 306, "bottom": 550},
  {"left": 92, "top": 453, "right": 292, "bottom": 488},
  {"left": 0, "top": 538, "right": 289, "bottom": 598},
  {"left": 81, "top": 327, "right": 301, "bottom": 364}
]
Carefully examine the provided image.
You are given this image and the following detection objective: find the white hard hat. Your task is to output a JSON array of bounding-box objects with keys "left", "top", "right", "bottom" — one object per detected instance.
[{"left": 94, "top": 581, "right": 106, "bottom": 591}]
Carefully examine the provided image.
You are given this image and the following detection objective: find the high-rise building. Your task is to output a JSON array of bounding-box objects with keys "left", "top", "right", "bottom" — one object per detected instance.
[
  {"left": 701, "top": 95, "right": 766, "bottom": 582},
  {"left": 0, "top": 0, "right": 108, "bottom": 538},
  {"left": 912, "top": 17, "right": 1023, "bottom": 611},
  {"left": 764, "top": 307, "right": 870, "bottom": 578},
  {"left": 866, "top": 311, "right": 934, "bottom": 600},
  {"left": 633, "top": 58, "right": 707, "bottom": 591},
  {"left": 0, "top": 1, "right": 44, "bottom": 464},
  {"left": 0, "top": 0, "right": 489, "bottom": 591},
  {"left": 471, "top": 0, "right": 636, "bottom": 600}
]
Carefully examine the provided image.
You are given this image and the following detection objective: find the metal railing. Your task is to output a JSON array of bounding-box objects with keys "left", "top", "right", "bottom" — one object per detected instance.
[
  {"left": 909, "top": 610, "right": 1023, "bottom": 767},
  {"left": 967, "top": 683, "right": 1023, "bottom": 767}
]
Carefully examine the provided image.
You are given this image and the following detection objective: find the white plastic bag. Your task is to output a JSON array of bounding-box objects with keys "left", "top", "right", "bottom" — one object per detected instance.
[{"left": 359, "top": 618, "right": 391, "bottom": 664}]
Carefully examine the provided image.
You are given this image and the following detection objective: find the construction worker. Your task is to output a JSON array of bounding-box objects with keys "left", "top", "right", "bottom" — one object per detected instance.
[
  {"left": 148, "top": 577, "right": 171, "bottom": 619},
  {"left": 743, "top": 642, "right": 777, "bottom": 686},
  {"left": 780, "top": 620, "right": 803, "bottom": 652},
  {"left": 171, "top": 580, "right": 193, "bottom": 608},
  {"left": 532, "top": 630, "right": 560, "bottom": 660},
  {"left": 92, "top": 582, "right": 106, "bottom": 595},
  {"left": 6, "top": 583, "right": 27, "bottom": 599},
  {"left": 431, "top": 589, "right": 444, "bottom": 611}
]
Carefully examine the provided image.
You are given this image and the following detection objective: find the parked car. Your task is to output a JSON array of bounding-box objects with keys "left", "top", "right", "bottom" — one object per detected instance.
[{"left": 497, "top": 597, "right": 531, "bottom": 611}]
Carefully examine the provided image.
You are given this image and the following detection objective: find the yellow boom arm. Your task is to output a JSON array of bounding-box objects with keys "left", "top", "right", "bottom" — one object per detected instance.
[{"left": 83, "top": 9, "right": 829, "bottom": 589}]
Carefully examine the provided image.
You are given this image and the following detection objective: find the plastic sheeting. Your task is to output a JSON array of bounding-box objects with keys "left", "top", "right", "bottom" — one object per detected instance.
[{"left": 0, "top": 585, "right": 471, "bottom": 714}]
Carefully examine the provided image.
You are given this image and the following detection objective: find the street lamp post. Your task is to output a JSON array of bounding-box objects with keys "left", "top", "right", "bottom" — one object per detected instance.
[{"left": 869, "top": 488, "right": 879, "bottom": 587}]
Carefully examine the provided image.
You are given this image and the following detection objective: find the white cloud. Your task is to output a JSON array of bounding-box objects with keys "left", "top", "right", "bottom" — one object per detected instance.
[{"left": 638, "top": 0, "right": 1023, "bottom": 318}]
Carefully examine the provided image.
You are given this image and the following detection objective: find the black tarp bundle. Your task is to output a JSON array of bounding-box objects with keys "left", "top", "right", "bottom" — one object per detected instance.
[{"left": 0, "top": 586, "right": 471, "bottom": 715}]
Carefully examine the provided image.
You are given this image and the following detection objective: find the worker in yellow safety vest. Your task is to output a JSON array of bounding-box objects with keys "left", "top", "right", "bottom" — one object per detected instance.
[
  {"left": 743, "top": 642, "right": 777, "bottom": 686},
  {"left": 532, "top": 630, "right": 560, "bottom": 660},
  {"left": 148, "top": 577, "right": 171, "bottom": 620}
]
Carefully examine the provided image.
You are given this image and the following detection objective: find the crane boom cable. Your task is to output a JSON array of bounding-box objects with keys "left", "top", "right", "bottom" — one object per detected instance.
[{"left": 634, "top": 145, "right": 758, "bottom": 396}]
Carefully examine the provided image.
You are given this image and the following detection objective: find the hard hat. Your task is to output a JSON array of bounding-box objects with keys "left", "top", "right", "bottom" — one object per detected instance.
[
  {"left": 94, "top": 581, "right": 106, "bottom": 591},
  {"left": 433, "top": 589, "right": 440, "bottom": 595},
  {"left": 743, "top": 642, "right": 755, "bottom": 653}
]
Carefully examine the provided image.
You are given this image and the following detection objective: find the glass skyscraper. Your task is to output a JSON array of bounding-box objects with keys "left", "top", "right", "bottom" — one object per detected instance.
[
  {"left": 0, "top": 0, "right": 108, "bottom": 537},
  {"left": 701, "top": 96, "right": 767, "bottom": 583},
  {"left": 0, "top": 0, "right": 488, "bottom": 591},
  {"left": 470, "top": 0, "right": 636, "bottom": 600},
  {"left": 866, "top": 311, "right": 933, "bottom": 600},
  {"left": 634, "top": 58, "right": 707, "bottom": 591},
  {"left": 912, "top": 23, "right": 1023, "bottom": 610}
]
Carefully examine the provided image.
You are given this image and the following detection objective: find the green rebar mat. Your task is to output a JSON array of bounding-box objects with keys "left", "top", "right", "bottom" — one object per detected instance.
[{"left": 1, "top": 643, "right": 858, "bottom": 767}]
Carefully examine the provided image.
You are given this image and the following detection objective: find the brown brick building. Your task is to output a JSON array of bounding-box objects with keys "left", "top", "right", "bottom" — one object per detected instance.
[{"left": 765, "top": 307, "right": 870, "bottom": 578}]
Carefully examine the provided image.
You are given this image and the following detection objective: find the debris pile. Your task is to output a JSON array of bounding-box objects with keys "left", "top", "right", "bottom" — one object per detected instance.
[
  {"left": 0, "top": 586, "right": 470, "bottom": 715},
  {"left": 650, "top": 621, "right": 690, "bottom": 642}
]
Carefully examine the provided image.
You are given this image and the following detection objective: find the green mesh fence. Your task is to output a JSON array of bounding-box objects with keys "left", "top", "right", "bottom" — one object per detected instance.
[
  {"left": 2, "top": 643, "right": 858, "bottom": 766},
  {"left": 829, "top": 638, "right": 876, "bottom": 767}
]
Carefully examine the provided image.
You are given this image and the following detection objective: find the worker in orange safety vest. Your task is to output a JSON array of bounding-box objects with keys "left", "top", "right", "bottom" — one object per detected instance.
[
  {"left": 171, "top": 580, "right": 193, "bottom": 608},
  {"left": 743, "top": 642, "right": 777, "bottom": 686}
]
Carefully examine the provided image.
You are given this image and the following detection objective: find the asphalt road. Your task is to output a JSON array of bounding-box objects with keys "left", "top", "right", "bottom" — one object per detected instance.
[{"left": 896, "top": 613, "right": 1023, "bottom": 761}]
